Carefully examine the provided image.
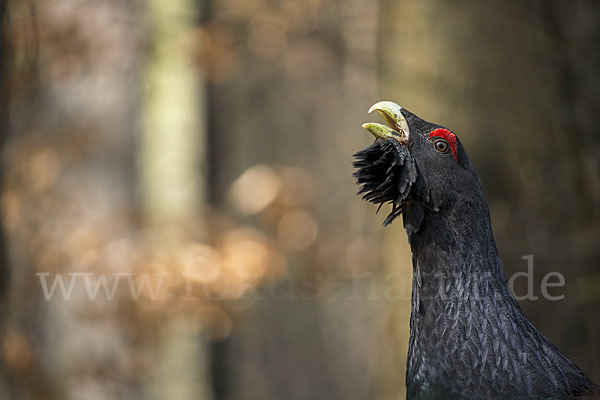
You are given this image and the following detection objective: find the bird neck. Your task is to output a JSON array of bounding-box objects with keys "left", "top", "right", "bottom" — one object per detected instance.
[
  {"left": 405, "top": 199, "right": 508, "bottom": 375},
  {"left": 404, "top": 200, "right": 590, "bottom": 398}
]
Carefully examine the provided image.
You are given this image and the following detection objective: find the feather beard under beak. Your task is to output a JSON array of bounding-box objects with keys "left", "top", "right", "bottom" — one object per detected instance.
[
  {"left": 353, "top": 101, "right": 417, "bottom": 226},
  {"left": 353, "top": 139, "right": 417, "bottom": 225}
]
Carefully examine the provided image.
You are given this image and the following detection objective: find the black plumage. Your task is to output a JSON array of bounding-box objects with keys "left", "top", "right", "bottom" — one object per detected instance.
[
  {"left": 353, "top": 106, "right": 598, "bottom": 399},
  {"left": 353, "top": 138, "right": 416, "bottom": 225}
]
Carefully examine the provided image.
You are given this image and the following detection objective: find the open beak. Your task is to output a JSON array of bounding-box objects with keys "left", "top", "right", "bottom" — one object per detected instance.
[{"left": 361, "top": 101, "right": 409, "bottom": 145}]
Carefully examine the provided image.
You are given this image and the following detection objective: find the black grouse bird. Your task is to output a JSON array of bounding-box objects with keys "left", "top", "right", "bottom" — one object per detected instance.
[{"left": 353, "top": 101, "right": 598, "bottom": 399}]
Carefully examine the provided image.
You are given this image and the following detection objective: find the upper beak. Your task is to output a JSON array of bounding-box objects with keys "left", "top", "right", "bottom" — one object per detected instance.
[{"left": 361, "top": 101, "right": 409, "bottom": 144}]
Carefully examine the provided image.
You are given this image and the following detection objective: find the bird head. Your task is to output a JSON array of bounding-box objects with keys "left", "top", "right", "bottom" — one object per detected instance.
[{"left": 353, "top": 101, "right": 483, "bottom": 233}]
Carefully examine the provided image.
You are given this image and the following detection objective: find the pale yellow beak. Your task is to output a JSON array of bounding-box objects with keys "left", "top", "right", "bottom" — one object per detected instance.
[{"left": 361, "top": 101, "right": 409, "bottom": 143}]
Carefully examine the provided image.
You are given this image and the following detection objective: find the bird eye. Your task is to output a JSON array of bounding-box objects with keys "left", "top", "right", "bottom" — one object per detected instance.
[{"left": 433, "top": 139, "right": 449, "bottom": 153}]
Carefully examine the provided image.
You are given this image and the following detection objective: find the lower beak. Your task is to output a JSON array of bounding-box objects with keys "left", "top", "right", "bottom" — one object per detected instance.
[{"left": 361, "top": 101, "right": 409, "bottom": 144}]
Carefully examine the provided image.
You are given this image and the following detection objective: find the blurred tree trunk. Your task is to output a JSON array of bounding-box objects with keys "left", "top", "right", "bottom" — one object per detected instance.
[
  {"left": 0, "top": 0, "right": 8, "bottom": 297},
  {"left": 205, "top": 1, "right": 382, "bottom": 399},
  {"left": 0, "top": 1, "right": 10, "bottom": 396},
  {"left": 1, "top": 1, "right": 144, "bottom": 398},
  {"left": 378, "top": 0, "right": 600, "bottom": 390},
  {"left": 139, "top": 0, "right": 211, "bottom": 398}
]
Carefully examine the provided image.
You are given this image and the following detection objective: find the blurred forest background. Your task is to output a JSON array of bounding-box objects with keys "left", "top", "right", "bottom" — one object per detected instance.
[{"left": 0, "top": 0, "right": 599, "bottom": 399}]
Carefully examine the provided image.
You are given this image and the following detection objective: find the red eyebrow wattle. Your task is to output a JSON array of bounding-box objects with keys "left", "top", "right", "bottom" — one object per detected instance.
[{"left": 429, "top": 128, "right": 458, "bottom": 161}]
